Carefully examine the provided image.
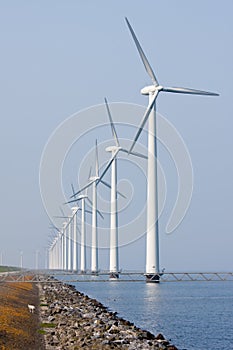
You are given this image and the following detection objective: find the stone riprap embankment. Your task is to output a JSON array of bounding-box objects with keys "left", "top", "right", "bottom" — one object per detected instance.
[{"left": 39, "top": 280, "right": 178, "bottom": 349}]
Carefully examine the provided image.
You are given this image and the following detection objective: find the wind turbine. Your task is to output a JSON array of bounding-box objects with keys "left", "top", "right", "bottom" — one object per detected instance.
[
  {"left": 125, "top": 17, "right": 219, "bottom": 282},
  {"left": 53, "top": 212, "right": 71, "bottom": 271},
  {"left": 97, "top": 98, "right": 147, "bottom": 280},
  {"left": 67, "top": 186, "right": 92, "bottom": 273}
]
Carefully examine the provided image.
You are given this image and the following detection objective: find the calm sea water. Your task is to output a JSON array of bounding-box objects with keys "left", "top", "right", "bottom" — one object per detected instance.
[{"left": 68, "top": 280, "right": 233, "bottom": 350}]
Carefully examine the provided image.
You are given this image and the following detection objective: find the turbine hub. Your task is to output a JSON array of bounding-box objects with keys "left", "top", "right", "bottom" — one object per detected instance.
[
  {"left": 105, "top": 145, "right": 119, "bottom": 153},
  {"left": 71, "top": 206, "right": 78, "bottom": 212},
  {"left": 141, "top": 85, "right": 162, "bottom": 95},
  {"left": 89, "top": 176, "right": 99, "bottom": 181},
  {"left": 78, "top": 194, "right": 87, "bottom": 199}
]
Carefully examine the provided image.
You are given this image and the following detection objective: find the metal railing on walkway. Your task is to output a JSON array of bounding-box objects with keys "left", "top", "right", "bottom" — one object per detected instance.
[{"left": 0, "top": 270, "right": 233, "bottom": 283}]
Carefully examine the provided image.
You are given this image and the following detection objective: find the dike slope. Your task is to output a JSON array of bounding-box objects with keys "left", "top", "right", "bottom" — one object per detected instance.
[
  {"left": 0, "top": 280, "right": 44, "bottom": 350},
  {"left": 40, "top": 279, "right": 178, "bottom": 350}
]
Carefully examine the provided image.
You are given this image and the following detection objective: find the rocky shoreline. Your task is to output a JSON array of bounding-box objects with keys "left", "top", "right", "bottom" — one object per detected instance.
[{"left": 39, "top": 278, "right": 178, "bottom": 349}]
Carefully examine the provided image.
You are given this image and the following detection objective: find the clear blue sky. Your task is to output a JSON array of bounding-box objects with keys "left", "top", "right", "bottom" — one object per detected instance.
[{"left": 0, "top": 1, "right": 232, "bottom": 271}]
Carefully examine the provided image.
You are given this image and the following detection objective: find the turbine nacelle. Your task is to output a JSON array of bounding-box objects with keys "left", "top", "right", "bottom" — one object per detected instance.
[
  {"left": 78, "top": 194, "right": 88, "bottom": 200},
  {"left": 105, "top": 145, "right": 120, "bottom": 153},
  {"left": 141, "top": 85, "right": 163, "bottom": 95},
  {"left": 71, "top": 206, "right": 79, "bottom": 213},
  {"left": 89, "top": 175, "right": 99, "bottom": 182}
]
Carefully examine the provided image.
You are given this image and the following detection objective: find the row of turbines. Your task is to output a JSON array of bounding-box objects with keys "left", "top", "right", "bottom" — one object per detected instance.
[{"left": 48, "top": 18, "right": 218, "bottom": 282}]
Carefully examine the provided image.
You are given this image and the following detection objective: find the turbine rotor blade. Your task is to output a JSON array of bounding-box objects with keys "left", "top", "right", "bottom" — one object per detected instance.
[
  {"left": 121, "top": 148, "right": 148, "bottom": 160},
  {"left": 85, "top": 186, "right": 88, "bottom": 197},
  {"left": 49, "top": 224, "right": 60, "bottom": 232},
  {"left": 87, "top": 197, "right": 104, "bottom": 220},
  {"left": 71, "top": 183, "right": 76, "bottom": 197},
  {"left": 125, "top": 17, "right": 159, "bottom": 87},
  {"left": 97, "top": 209, "right": 104, "bottom": 219},
  {"left": 85, "top": 209, "right": 92, "bottom": 215},
  {"left": 129, "top": 91, "right": 158, "bottom": 153},
  {"left": 104, "top": 98, "right": 120, "bottom": 147},
  {"left": 97, "top": 151, "right": 118, "bottom": 183},
  {"left": 99, "top": 179, "right": 111, "bottom": 190},
  {"left": 88, "top": 166, "right": 92, "bottom": 180},
  {"left": 59, "top": 206, "right": 65, "bottom": 217},
  {"left": 65, "top": 198, "right": 81, "bottom": 205},
  {"left": 70, "top": 180, "right": 94, "bottom": 198},
  {"left": 100, "top": 179, "right": 126, "bottom": 199},
  {"left": 162, "top": 86, "right": 219, "bottom": 96},
  {"left": 86, "top": 197, "right": 93, "bottom": 207}
]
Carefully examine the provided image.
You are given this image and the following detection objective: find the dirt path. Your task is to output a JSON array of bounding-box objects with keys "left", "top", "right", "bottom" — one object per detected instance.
[{"left": 0, "top": 280, "right": 44, "bottom": 350}]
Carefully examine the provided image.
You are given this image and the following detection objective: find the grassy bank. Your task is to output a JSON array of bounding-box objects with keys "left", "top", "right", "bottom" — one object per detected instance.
[
  {"left": 0, "top": 266, "right": 20, "bottom": 273},
  {"left": 0, "top": 280, "right": 44, "bottom": 349}
]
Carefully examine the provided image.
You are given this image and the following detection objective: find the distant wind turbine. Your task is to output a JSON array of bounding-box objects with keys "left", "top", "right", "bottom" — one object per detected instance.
[
  {"left": 20, "top": 250, "right": 23, "bottom": 269},
  {"left": 53, "top": 212, "right": 73, "bottom": 271},
  {"left": 35, "top": 250, "right": 39, "bottom": 270},
  {"left": 125, "top": 17, "right": 219, "bottom": 282},
  {"left": 69, "top": 143, "right": 106, "bottom": 274},
  {"left": 67, "top": 185, "right": 92, "bottom": 273}
]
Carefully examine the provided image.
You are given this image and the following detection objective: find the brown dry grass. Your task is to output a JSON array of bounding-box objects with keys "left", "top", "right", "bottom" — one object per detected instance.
[{"left": 0, "top": 279, "right": 44, "bottom": 350}]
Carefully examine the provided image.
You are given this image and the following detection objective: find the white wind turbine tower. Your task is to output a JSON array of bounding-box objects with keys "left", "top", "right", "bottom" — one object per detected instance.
[
  {"left": 67, "top": 215, "right": 73, "bottom": 271},
  {"left": 125, "top": 18, "right": 219, "bottom": 282},
  {"left": 20, "top": 250, "right": 23, "bottom": 269},
  {"left": 87, "top": 142, "right": 105, "bottom": 274},
  {"left": 0, "top": 251, "right": 3, "bottom": 265},
  {"left": 78, "top": 194, "right": 88, "bottom": 273},
  {"left": 62, "top": 221, "right": 67, "bottom": 270},
  {"left": 97, "top": 98, "right": 147, "bottom": 279},
  {"left": 89, "top": 145, "right": 101, "bottom": 274},
  {"left": 71, "top": 205, "right": 79, "bottom": 272}
]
